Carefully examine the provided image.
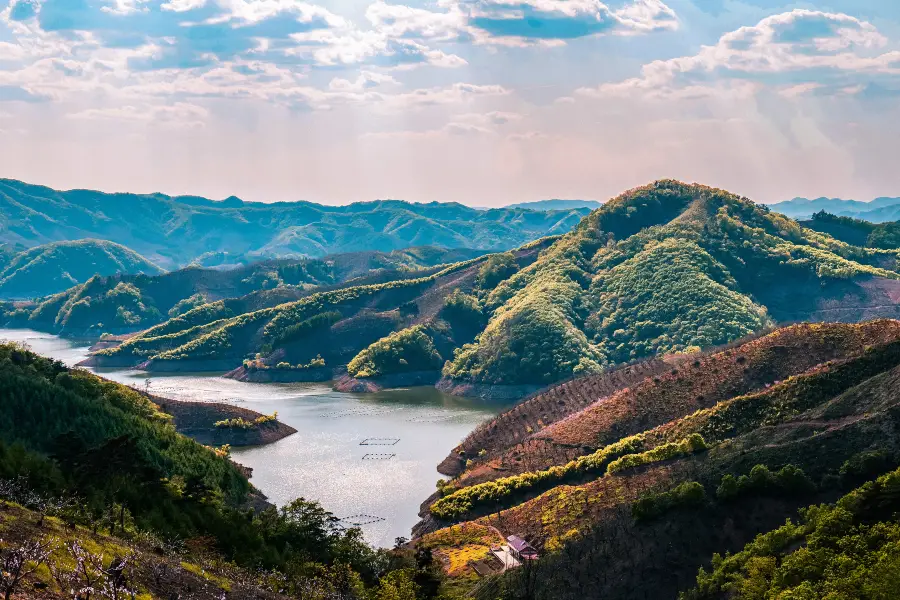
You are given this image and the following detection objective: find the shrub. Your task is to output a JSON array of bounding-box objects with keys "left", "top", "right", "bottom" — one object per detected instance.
[
  {"left": 716, "top": 464, "right": 816, "bottom": 501},
  {"left": 632, "top": 481, "right": 707, "bottom": 522},
  {"left": 347, "top": 325, "right": 443, "bottom": 378},
  {"left": 429, "top": 435, "right": 645, "bottom": 520},
  {"left": 476, "top": 253, "right": 519, "bottom": 289},
  {"left": 839, "top": 450, "right": 895, "bottom": 487},
  {"left": 439, "top": 290, "right": 484, "bottom": 329},
  {"left": 271, "top": 311, "right": 342, "bottom": 348},
  {"left": 607, "top": 434, "right": 707, "bottom": 474}
]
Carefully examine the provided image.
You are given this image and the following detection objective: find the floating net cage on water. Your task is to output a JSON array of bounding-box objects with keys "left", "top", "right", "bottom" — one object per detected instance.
[
  {"left": 360, "top": 438, "right": 400, "bottom": 446},
  {"left": 320, "top": 407, "right": 400, "bottom": 418},
  {"left": 361, "top": 453, "right": 396, "bottom": 460}
]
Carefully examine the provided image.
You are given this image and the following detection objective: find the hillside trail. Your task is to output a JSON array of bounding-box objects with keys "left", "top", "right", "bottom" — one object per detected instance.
[{"left": 759, "top": 412, "right": 872, "bottom": 449}]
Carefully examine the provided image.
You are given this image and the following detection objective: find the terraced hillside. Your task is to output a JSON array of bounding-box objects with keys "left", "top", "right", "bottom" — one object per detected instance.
[
  {"left": 86, "top": 181, "right": 900, "bottom": 395},
  {"left": 415, "top": 320, "right": 900, "bottom": 599},
  {"left": 0, "top": 239, "right": 163, "bottom": 298},
  {"left": 0, "top": 245, "right": 485, "bottom": 337}
]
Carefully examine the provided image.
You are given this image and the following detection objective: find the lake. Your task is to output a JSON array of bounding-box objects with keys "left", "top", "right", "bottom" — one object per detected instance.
[{"left": 0, "top": 328, "right": 502, "bottom": 546}]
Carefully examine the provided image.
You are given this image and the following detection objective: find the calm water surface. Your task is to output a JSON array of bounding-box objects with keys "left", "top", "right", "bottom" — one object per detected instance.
[{"left": 0, "top": 328, "right": 501, "bottom": 546}]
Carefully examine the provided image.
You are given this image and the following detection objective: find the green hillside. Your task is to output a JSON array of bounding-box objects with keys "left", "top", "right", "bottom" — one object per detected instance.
[
  {"left": 801, "top": 211, "right": 900, "bottom": 250},
  {"left": 0, "top": 341, "right": 444, "bottom": 598},
  {"left": 443, "top": 181, "right": 900, "bottom": 386},
  {"left": 0, "top": 246, "right": 486, "bottom": 336},
  {"left": 0, "top": 239, "right": 163, "bottom": 298},
  {"left": 0, "top": 178, "right": 588, "bottom": 268},
  {"left": 80, "top": 181, "right": 900, "bottom": 390}
]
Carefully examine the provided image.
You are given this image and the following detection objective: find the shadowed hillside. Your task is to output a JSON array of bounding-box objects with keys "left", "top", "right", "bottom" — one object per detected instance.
[{"left": 415, "top": 320, "right": 900, "bottom": 599}]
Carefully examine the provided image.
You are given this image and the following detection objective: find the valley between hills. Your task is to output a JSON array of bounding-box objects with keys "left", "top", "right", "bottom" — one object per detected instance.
[{"left": 2, "top": 179, "right": 900, "bottom": 599}]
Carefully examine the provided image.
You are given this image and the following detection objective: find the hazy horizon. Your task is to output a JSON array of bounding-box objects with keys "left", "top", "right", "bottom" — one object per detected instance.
[
  {"left": 2, "top": 174, "right": 898, "bottom": 208},
  {"left": 2, "top": 0, "right": 899, "bottom": 206}
]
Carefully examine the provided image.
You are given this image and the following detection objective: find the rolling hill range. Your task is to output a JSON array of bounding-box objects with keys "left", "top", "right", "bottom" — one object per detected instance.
[
  {"left": 0, "top": 246, "right": 485, "bottom": 336},
  {"left": 0, "top": 178, "right": 589, "bottom": 268},
  {"left": 75, "top": 180, "right": 900, "bottom": 392},
  {"left": 770, "top": 196, "right": 900, "bottom": 222},
  {"left": 415, "top": 320, "right": 900, "bottom": 599},
  {"left": 0, "top": 239, "right": 163, "bottom": 298}
]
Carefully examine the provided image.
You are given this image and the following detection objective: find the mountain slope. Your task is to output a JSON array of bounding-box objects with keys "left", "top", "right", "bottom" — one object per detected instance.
[
  {"left": 87, "top": 240, "right": 555, "bottom": 374},
  {"left": 0, "top": 239, "right": 163, "bottom": 298},
  {"left": 416, "top": 320, "right": 900, "bottom": 599},
  {"left": 83, "top": 181, "right": 900, "bottom": 394},
  {"left": 801, "top": 211, "right": 900, "bottom": 250},
  {"left": 0, "top": 245, "right": 485, "bottom": 336},
  {"left": 0, "top": 178, "right": 589, "bottom": 268},
  {"left": 442, "top": 181, "right": 900, "bottom": 387}
]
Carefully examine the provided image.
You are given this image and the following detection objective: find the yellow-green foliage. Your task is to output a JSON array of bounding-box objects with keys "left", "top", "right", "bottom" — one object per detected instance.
[
  {"left": 587, "top": 238, "right": 770, "bottom": 363},
  {"left": 607, "top": 434, "right": 707, "bottom": 474},
  {"left": 347, "top": 325, "right": 443, "bottom": 378},
  {"left": 430, "top": 435, "right": 645, "bottom": 520},
  {"left": 418, "top": 523, "right": 504, "bottom": 577},
  {"left": 214, "top": 412, "right": 277, "bottom": 429},
  {"left": 104, "top": 256, "right": 484, "bottom": 364},
  {"left": 539, "top": 487, "right": 600, "bottom": 551}
]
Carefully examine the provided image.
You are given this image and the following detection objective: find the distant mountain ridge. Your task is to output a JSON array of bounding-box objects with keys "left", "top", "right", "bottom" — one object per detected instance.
[
  {"left": 770, "top": 196, "right": 900, "bottom": 222},
  {"left": 0, "top": 239, "right": 163, "bottom": 298},
  {"left": 504, "top": 199, "right": 603, "bottom": 211},
  {"left": 0, "top": 179, "right": 590, "bottom": 269}
]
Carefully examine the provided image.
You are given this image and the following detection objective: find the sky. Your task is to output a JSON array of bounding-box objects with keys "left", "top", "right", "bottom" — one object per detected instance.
[{"left": 1, "top": 0, "right": 899, "bottom": 206}]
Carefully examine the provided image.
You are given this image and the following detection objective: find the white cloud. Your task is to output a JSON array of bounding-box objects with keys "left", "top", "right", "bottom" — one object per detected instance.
[
  {"left": 365, "top": 1, "right": 466, "bottom": 42},
  {"left": 209, "top": 0, "right": 346, "bottom": 27},
  {"left": 102, "top": 0, "right": 151, "bottom": 16},
  {"left": 434, "top": 0, "right": 678, "bottom": 47},
  {"left": 160, "top": 0, "right": 208, "bottom": 12},
  {"left": 454, "top": 110, "right": 522, "bottom": 125},
  {"left": 328, "top": 70, "right": 397, "bottom": 92},
  {"left": 577, "top": 10, "right": 900, "bottom": 100},
  {"left": 69, "top": 102, "right": 209, "bottom": 126}
]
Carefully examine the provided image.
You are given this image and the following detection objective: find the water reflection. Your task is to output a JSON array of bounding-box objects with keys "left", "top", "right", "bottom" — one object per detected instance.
[{"left": 0, "top": 328, "right": 502, "bottom": 546}]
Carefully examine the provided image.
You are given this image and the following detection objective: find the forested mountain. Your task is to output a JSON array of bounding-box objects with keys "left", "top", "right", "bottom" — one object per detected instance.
[
  {"left": 0, "top": 239, "right": 163, "bottom": 298},
  {"left": 0, "top": 178, "right": 588, "bottom": 268},
  {"left": 0, "top": 342, "right": 442, "bottom": 598},
  {"left": 416, "top": 320, "right": 900, "bottom": 599},
  {"left": 770, "top": 196, "right": 900, "bottom": 222},
  {"left": 78, "top": 181, "right": 900, "bottom": 392},
  {"left": 0, "top": 246, "right": 485, "bottom": 336}
]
